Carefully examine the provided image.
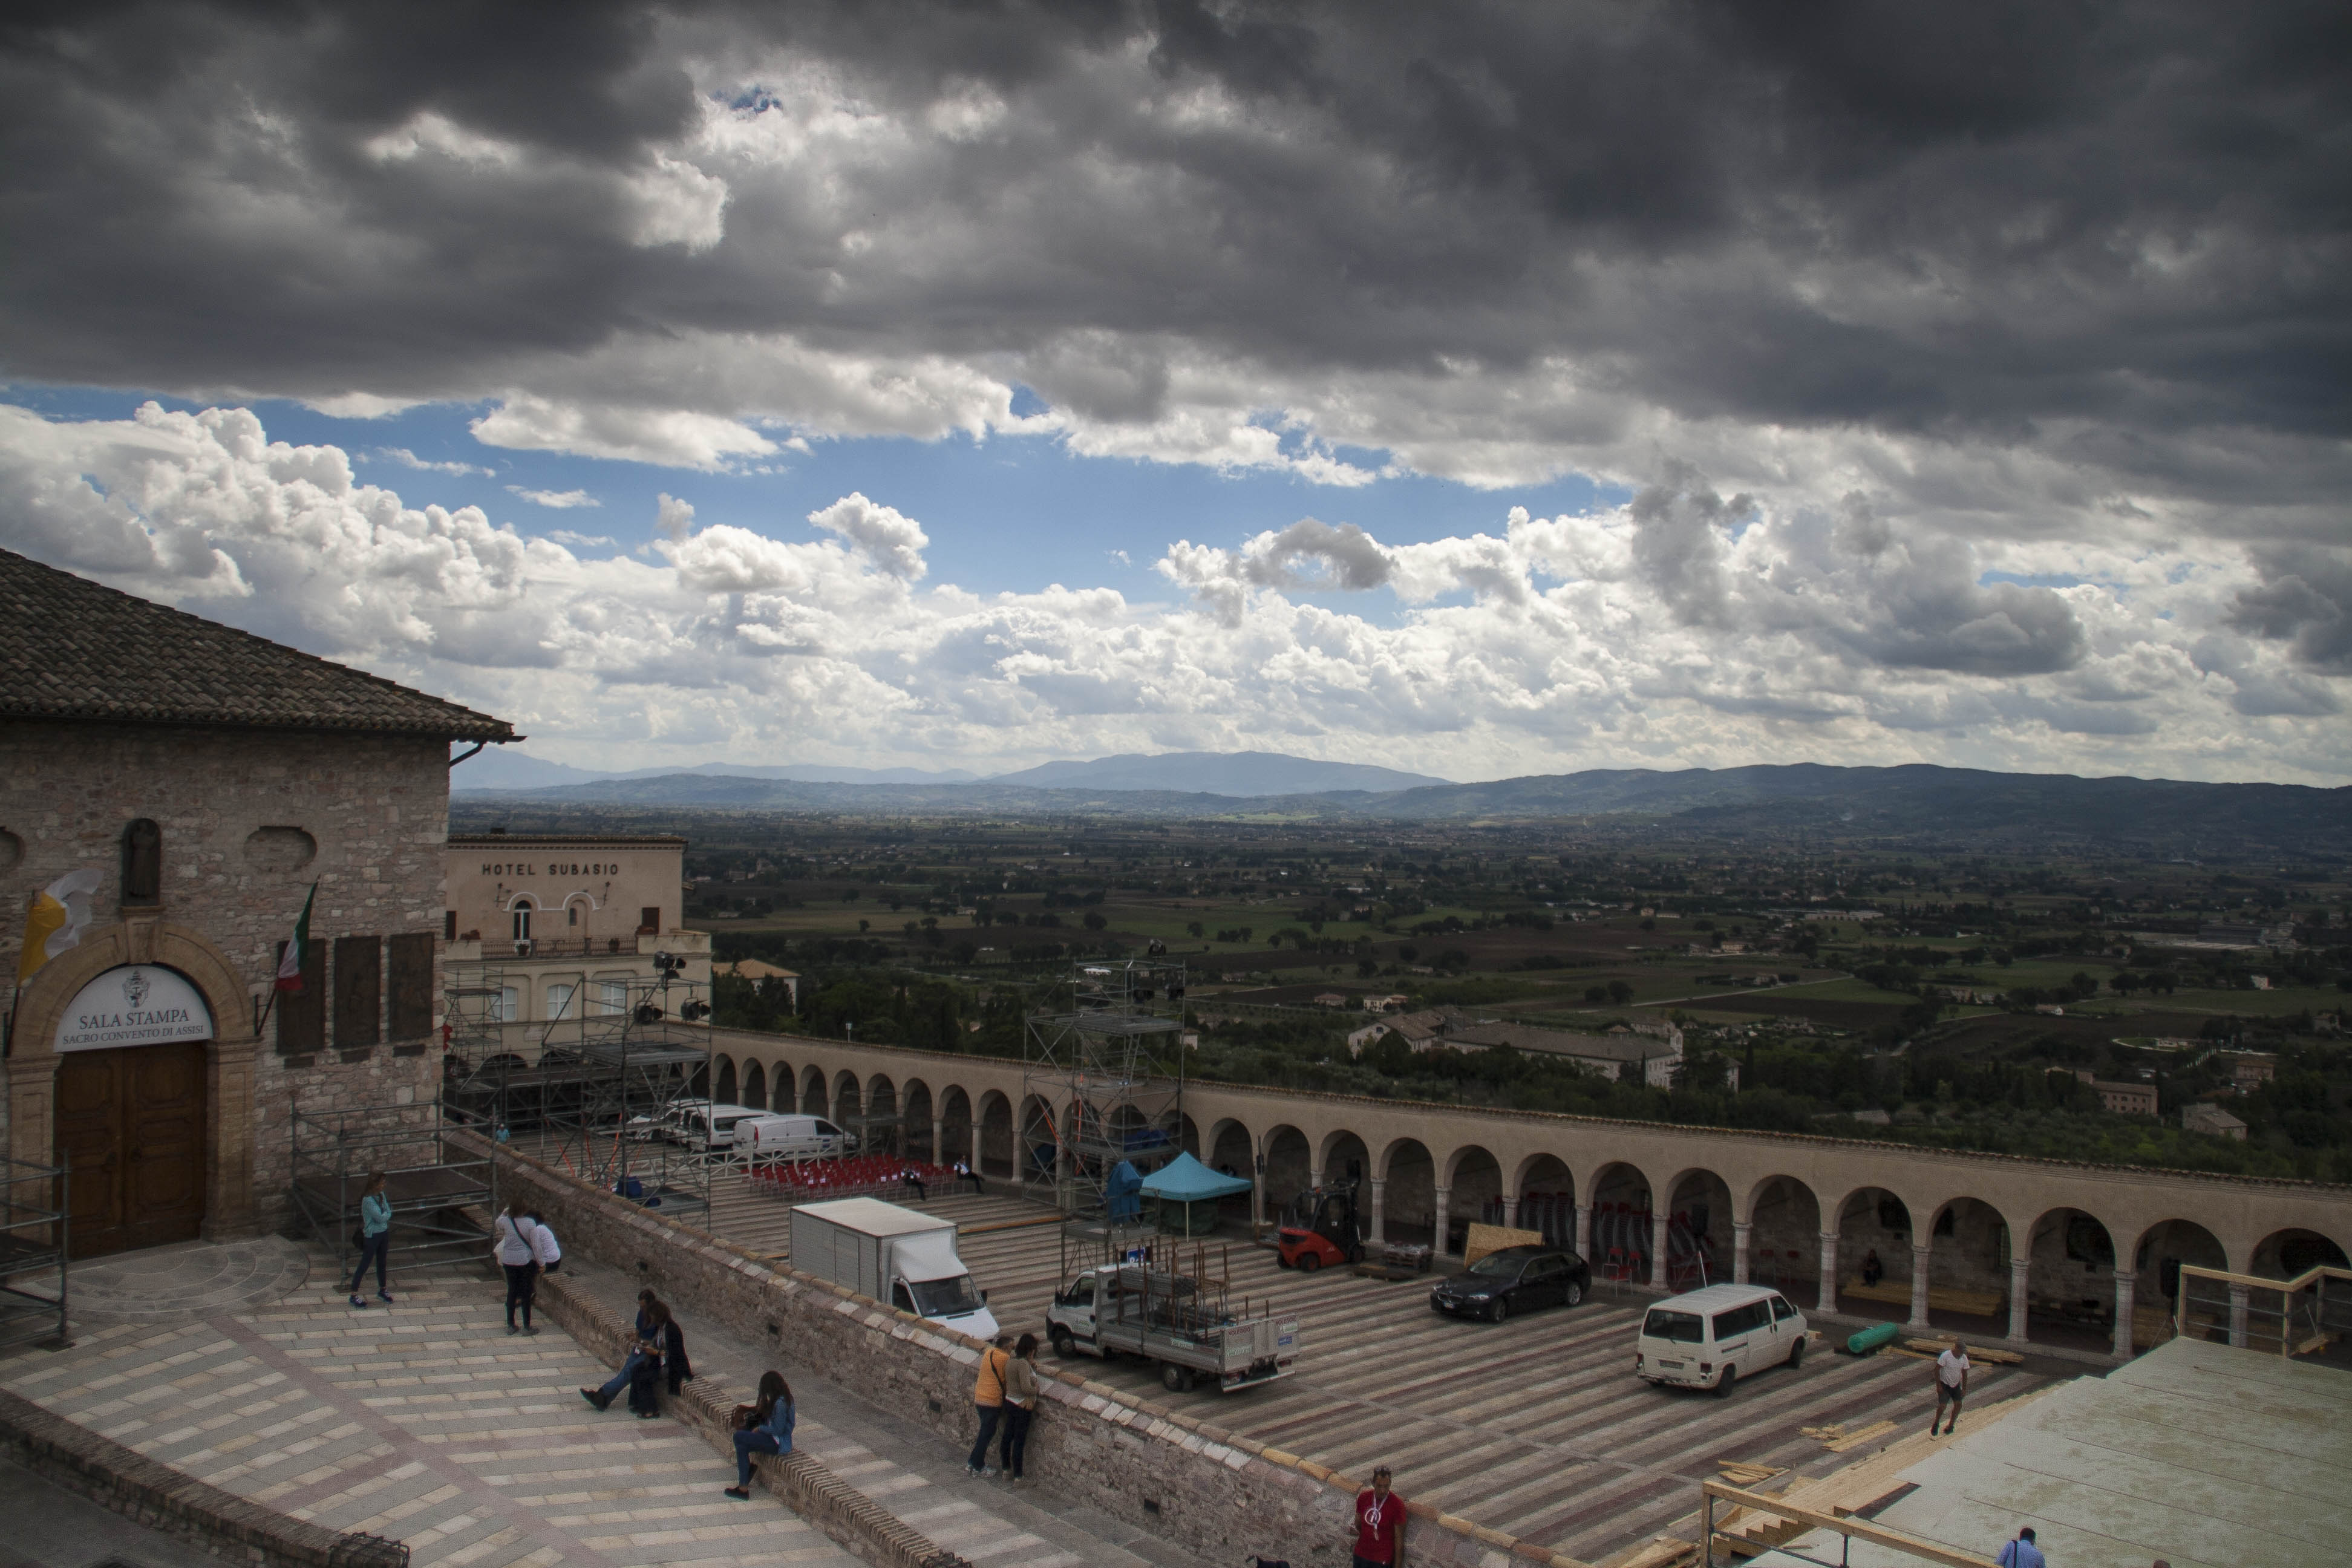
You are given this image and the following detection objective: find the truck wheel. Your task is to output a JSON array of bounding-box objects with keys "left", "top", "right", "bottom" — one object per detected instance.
[
  {"left": 1714, "top": 1365, "right": 1737, "bottom": 1398},
  {"left": 1161, "top": 1362, "right": 1192, "bottom": 1393},
  {"left": 1050, "top": 1327, "right": 1075, "bottom": 1360},
  {"left": 1298, "top": 1252, "right": 1322, "bottom": 1274},
  {"left": 1786, "top": 1336, "right": 1806, "bottom": 1369}
]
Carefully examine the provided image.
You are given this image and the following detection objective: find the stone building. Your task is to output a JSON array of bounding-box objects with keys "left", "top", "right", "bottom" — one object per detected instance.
[
  {"left": 0, "top": 549, "right": 512, "bottom": 1255},
  {"left": 442, "top": 832, "right": 711, "bottom": 1036}
]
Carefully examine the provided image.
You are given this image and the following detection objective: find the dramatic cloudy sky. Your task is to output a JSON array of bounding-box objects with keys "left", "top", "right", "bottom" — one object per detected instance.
[{"left": 2, "top": 1, "right": 2347, "bottom": 783}]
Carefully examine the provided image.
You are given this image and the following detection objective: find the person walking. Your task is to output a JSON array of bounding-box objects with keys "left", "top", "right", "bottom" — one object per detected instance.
[
  {"left": 527, "top": 1212, "right": 563, "bottom": 1273},
  {"left": 627, "top": 1298, "right": 693, "bottom": 1418},
  {"left": 1993, "top": 1526, "right": 2044, "bottom": 1568},
  {"left": 1351, "top": 1465, "right": 1405, "bottom": 1568},
  {"left": 964, "top": 1336, "right": 1012, "bottom": 1477},
  {"left": 1931, "top": 1337, "right": 1970, "bottom": 1436},
  {"left": 723, "top": 1371, "right": 795, "bottom": 1500},
  {"left": 347, "top": 1171, "right": 394, "bottom": 1309},
  {"left": 492, "top": 1201, "right": 541, "bottom": 1334},
  {"left": 999, "top": 1333, "right": 1039, "bottom": 1485},
  {"left": 581, "top": 1289, "right": 660, "bottom": 1411}
]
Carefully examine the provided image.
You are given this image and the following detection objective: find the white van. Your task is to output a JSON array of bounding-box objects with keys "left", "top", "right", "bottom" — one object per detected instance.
[
  {"left": 666, "top": 1102, "right": 772, "bottom": 1154},
  {"left": 1635, "top": 1283, "right": 1808, "bottom": 1394},
  {"left": 740, "top": 1113, "right": 857, "bottom": 1161}
]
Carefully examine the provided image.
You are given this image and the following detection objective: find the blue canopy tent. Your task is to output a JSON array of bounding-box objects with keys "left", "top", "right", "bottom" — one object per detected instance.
[
  {"left": 1140, "top": 1151, "right": 1253, "bottom": 1235},
  {"left": 1106, "top": 1160, "right": 1144, "bottom": 1223}
]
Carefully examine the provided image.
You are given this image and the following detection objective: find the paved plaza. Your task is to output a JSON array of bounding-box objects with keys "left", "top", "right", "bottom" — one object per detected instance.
[{"left": 0, "top": 1247, "right": 861, "bottom": 1568}]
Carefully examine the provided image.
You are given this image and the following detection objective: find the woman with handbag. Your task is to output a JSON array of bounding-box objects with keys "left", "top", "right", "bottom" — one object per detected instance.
[
  {"left": 347, "top": 1172, "right": 394, "bottom": 1309},
  {"left": 722, "top": 1371, "right": 795, "bottom": 1499},
  {"left": 491, "top": 1200, "right": 541, "bottom": 1334},
  {"left": 999, "top": 1333, "right": 1040, "bottom": 1485}
]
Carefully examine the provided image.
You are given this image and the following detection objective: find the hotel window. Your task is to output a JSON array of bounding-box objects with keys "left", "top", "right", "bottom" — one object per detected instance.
[
  {"left": 511, "top": 900, "right": 533, "bottom": 942},
  {"left": 546, "top": 983, "right": 576, "bottom": 1019},
  {"left": 497, "top": 985, "right": 520, "bottom": 1022},
  {"left": 596, "top": 980, "right": 629, "bottom": 1014}
]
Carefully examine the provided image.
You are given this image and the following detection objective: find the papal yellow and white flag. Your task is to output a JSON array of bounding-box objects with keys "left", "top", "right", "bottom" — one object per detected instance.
[{"left": 16, "top": 868, "right": 101, "bottom": 985}]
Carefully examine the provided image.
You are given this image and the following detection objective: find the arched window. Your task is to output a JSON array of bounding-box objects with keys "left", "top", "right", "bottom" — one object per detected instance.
[
  {"left": 512, "top": 900, "right": 534, "bottom": 942},
  {"left": 121, "top": 818, "right": 162, "bottom": 905}
]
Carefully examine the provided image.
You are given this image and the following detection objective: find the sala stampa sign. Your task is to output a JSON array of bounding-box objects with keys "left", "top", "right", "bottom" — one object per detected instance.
[{"left": 56, "top": 965, "right": 213, "bottom": 1053}]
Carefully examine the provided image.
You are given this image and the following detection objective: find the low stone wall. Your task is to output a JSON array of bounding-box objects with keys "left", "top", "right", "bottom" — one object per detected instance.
[
  {"left": 524, "top": 1258, "right": 969, "bottom": 1568},
  {"left": 0, "top": 1384, "right": 407, "bottom": 1568},
  {"left": 456, "top": 1130, "right": 1591, "bottom": 1568}
]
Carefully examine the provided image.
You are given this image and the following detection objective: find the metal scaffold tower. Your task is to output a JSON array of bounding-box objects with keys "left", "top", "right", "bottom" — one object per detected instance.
[
  {"left": 1023, "top": 956, "right": 1188, "bottom": 1219},
  {"left": 439, "top": 953, "right": 715, "bottom": 1222}
]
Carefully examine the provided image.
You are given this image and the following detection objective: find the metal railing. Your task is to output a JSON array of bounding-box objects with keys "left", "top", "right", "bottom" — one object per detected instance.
[
  {"left": 289, "top": 1100, "right": 498, "bottom": 1278},
  {"left": 0, "top": 1158, "right": 68, "bottom": 1351},
  {"left": 1700, "top": 1480, "right": 1995, "bottom": 1568},
  {"left": 2174, "top": 1263, "right": 2351, "bottom": 1357}
]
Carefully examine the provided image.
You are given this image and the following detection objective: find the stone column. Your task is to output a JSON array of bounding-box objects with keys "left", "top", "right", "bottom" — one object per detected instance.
[
  {"left": 1309, "top": 1165, "right": 1324, "bottom": 1194},
  {"left": 1651, "top": 1209, "right": 1670, "bottom": 1290},
  {"left": 2112, "top": 1273, "right": 2136, "bottom": 1361},
  {"left": 1368, "top": 1177, "right": 1386, "bottom": 1246},
  {"left": 2008, "top": 1256, "right": 2031, "bottom": 1344},
  {"left": 1250, "top": 1153, "right": 1265, "bottom": 1228},
  {"left": 1432, "top": 1184, "right": 1452, "bottom": 1258},
  {"left": 931, "top": 1116, "right": 944, "bottom": 1165},
  {"left": 1733, "top": 1221, "right": 1752, "bottom": 1285},
  {"left": 2228, "top": 1282, "right": 2250, "bottom": 1348},
  {"left": 1819, "top": 1229, "right": 1840, "bottom": 1314},
  {"left": 201, "top": 1037, "right": 261, "bottom": 1241},
  {"left": 1502, "top": 1194, "right": 1519, "bottom": 1229},
  {"left": 1910, "top": 1243, "right": 1933, "bottom": 1328},
  {"left": 1575, "top": 1203, "right": 1592, "bottom": 1261}
]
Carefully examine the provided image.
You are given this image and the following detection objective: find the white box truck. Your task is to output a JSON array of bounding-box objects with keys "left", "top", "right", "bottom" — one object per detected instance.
[{"left": 789, "top": 1197, "right": 1000, "bottom": 1342}]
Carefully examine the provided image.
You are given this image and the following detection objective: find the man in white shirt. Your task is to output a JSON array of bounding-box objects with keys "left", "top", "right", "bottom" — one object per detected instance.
[{"left": 1932, "top": 1338, "right": 1970, "bottom": 1436}]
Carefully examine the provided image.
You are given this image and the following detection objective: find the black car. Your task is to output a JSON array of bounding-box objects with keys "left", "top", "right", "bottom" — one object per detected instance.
[{"left": 1429, "top": 1244, "right": 1592, "bottom": 1322}]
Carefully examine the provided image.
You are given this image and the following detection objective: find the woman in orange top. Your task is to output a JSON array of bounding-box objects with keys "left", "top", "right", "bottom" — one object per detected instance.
[{"left": 964, "top": 1338, "right": 1013, "bottom": 1477}]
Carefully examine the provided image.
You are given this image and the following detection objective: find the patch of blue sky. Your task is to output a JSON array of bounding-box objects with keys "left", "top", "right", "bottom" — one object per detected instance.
[
  {"left": 1981, "top": 569, "right": 2105, "bottom": 591},
  {"left": 5, "top": 383, "right": 1615, "bottom": 600}
]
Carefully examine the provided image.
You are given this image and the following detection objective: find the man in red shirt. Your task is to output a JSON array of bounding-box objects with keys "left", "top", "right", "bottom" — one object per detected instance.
[{"left": 1352, "top": 1465, "right": 1405, "bottom": 1567}]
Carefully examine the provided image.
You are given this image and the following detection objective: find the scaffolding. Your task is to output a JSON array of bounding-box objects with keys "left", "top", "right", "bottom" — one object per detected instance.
[
  {"left": 439, "top": 959, "right": 716, "bottom": 1224},
  {"left": 0, "top": 1158, "right": 68, "bottom": 1350},
  {"left": 1023, "top": 956, "right": 1188, "bottom": 1218},
  {"left": 289, "top": 1099, "right": 495, "bottom": 1280}
]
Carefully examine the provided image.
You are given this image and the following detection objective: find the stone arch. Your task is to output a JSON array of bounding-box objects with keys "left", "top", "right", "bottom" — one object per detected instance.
[
  {"left": 1512, "top": 1153, "right": 1575, "bottom": 1249},
  {"left": 1206, "top": 1117, "right": 1254, "bottom": 1183},
  {"left": 2128, "top": 1218, "right": 2229, "bottom": 1345},
  {"left": 1261, "top": 1124, "right": 1312, "bottom": 1210},
  {"left": 1017, "top": 1093, "right": 1057, "bottom": 1183},
  {"left": 901, "top": 1079, "right": 934, "bottom": 1161},
  {"left": 1662, "top": 1165, "right": 1733, "bottom": 1293},
  {"left": 2251, "top": 1227, "right": 2350, "bottom": 1281},
  {"left": 1376, "top": 1137, "right": 1436, "bottom": 1251},
  {"left": 1920, "top": 1195, "right": 2015, "bottom": 1335},
  {"left": 2022, "top": 1205, "right": 2118, "bottom": 1352},
  {"left": 1742, "top": 1175, "right": 1823, "bottom": 1304},
  {"left": 976, "top": 1089, "right": 1013, "bottom": 1178},
  {"left": 1319, "top": 1128, "right": 1370, "bottom": 1189},
  {"left": 799, "top": 1064, "right": 827, "bottom": 1116},
  {"left": 938, "top": 1085, "right": 975, "bottom": 1167},
  {"left": 1445, "top": 1143, "right": 1502, "bottom": 1256},
  {"left": 714, "top": 1054, "right": 737, "bottom": 1106},
  {"left": 5, "top": 918, "right": 262, "bottom": 1245},
  {"left": 742, "top": 1059, "right": 766, "bottom": 1112},
  {"left": 763, "top": 1059, "right": 793, "bottom": 1112},
  {"left": 1586, "top": 1160, "right": 1654, "bottom": 1282},
  {"left": 1180, "top": 1114, "right": 1201, "bottom": 1157},
  {"left": 1830, "top": 1183, "right": 1913, "bottom": 1324},
  {"left": 831, "top": 1069, "right": 862, "bottom": 1125}
]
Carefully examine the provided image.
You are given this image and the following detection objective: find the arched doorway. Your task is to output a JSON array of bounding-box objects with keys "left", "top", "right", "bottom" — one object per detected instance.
[
  {"left": 902, "top": 1080, "right": 934, "bottom": 1160},
  {"left": 1587, "top": 1161, "right": 1653, "bottom": 1286},
  {"left": 1446, "top": 1145, "right": 1501, "bottom": 1258},
  {"left": 1512, "top": 1154, "right": 1574, "bottom": 1251},
  {"left": 800, "top": 1065, "right": 826, "bottom": 1116},
  {"left": 1743, "top": 1175, "right": 1821, "bottom": 1305},
  {"left": 1834, "top": 1186, "right": 1913, "bottom": 1324},
  {"left": 2024, "top": 1207, "right": 2118, "bottom": 1353},
  {"left": 715, "top": 1056, "right": 737, "bottom": 1105},
  {"left": 1378, "top": 1138, "right": 1436, "bottom": 1251},
  {"left": 1664, "top": 1168, "right": 1733, "bottom": 1293},
  {"left": 742, "top": 1060, "right": 766, "bottom": 1112},
  {"left": 1261, "top": 1125, "right": 1311, "bottom": 1211},
  {"left": 976, "top": 1091, "right": 1013, "bottom": 1178}
]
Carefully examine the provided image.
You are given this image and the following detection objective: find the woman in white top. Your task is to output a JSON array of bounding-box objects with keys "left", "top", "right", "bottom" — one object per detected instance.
[
  {"left": 527, "top": 1212, "right": 563, "bottom": 1273},
  {"left": 492, "top": 1201, "right": 542, "bottom": 1334}
]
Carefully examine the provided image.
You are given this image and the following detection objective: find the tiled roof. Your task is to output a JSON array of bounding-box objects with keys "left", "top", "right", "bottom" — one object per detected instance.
[{"left": 0, "top": 547, "right": 516, "bottom": 740}]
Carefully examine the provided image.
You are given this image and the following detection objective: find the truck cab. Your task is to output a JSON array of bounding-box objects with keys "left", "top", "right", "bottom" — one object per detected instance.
[{"left": 884, "top": 1228, "right": 999, "bottom": 1341}]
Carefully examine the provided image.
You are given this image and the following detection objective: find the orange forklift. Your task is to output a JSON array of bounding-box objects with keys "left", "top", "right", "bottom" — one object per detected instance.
[{"left": 1275, "top": 1181, "right": 1365, "bottom": 1272}]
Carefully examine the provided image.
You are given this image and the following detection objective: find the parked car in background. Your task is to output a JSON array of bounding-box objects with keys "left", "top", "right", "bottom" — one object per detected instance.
[{"left": 1429, "top": 1244, "right": 1592, "bottom": 1322}]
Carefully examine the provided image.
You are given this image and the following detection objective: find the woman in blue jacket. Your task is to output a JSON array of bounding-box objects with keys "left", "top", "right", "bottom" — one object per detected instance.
[
  {"left": 347, "top": 1172, "right": 394, "bottom": 1308},
  {"left": 724, "top": 1371, "right": 795, "bottom": 1499}
]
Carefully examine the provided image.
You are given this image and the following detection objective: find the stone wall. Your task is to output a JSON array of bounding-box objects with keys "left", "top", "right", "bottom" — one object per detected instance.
[
  {"left": 0, "top": 720, "right": 450, "bottom": 1226},
  {"left": 462, "top": 1131, "right": 1587, "bottom": 1568}
]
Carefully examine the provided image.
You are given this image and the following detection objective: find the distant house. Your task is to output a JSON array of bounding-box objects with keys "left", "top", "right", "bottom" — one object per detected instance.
[
  {"left": 1313, "top": 991, "right": 1348, "bottom": 1008},
  {"left": 2183, "top": 1103, "right": 2247, "bottom": 1140},
  {"left": 1362, "top": 993, "right": 1411, "bottom": 1012},
  {"left": 2035, "top": 1003, "right": 2066, "bottom": 1016},
  {"left": 2229, "top": 1053, "right": 2277, "bottom": 1089},
  {"left": 2197, "top": 921, "right": 2295, "bottom": 948},
  {"left": 2080, "top": 1076, "right": 2157, "bottom": 1116},
  {"left": 2248, "top": 975, "right": 2272, "bottom": 991},
  {"left": 1440, "top": 1017, "right": 1684, "bottom": 1087},
  {"left": 1345, "top": 1022, "right": 1388, "bottom": 1057},
  {"left": 722, "top": 958, "right": 801, "bottom": 1009}
]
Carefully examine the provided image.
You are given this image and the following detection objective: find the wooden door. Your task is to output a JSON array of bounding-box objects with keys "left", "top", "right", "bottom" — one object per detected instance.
[{"left": 54, "top": 1042, "right": 209, "bottom": 1258}]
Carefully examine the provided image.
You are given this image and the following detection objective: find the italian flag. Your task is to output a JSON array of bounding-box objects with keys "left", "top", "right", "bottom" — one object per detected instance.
[{"left": 275, "top": 883, "right": 317, "bottom": 993}]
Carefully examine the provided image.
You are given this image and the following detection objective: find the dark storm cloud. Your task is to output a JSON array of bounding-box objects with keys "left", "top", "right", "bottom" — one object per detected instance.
[{"left": 0, "top": 0, "right": 2347, "bottom": 480}]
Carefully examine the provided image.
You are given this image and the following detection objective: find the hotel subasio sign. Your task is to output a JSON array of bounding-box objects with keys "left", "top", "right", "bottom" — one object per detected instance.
[{"left": 55, "top": 965, "right": 214, "bottom": 1053}]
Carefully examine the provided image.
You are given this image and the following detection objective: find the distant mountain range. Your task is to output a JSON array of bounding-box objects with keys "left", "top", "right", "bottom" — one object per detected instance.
[
  {"left": 455, "top": 746, "right": 1434, "bottom": 796},
  {"left": 449, "top": 755, "right": 2352, "bottom": 854}
]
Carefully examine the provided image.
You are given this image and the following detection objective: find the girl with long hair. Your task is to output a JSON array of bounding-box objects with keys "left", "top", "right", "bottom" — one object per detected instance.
[{"left": 724, "top": 1370, "right": 795, "bottom": 1498}]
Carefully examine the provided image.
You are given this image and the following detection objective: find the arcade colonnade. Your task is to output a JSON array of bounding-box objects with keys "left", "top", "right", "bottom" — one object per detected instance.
[{"left": 704, "top": 1030, "right": 2352, "bottom": 1360}]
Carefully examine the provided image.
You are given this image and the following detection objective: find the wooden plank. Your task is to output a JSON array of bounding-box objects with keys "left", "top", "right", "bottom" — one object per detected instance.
[
  {"left": 1903, "top": 1338, "right": 2024, "bottom": 1364},
  {"left": 1824, "top": 1419, "right": 1899, "bottom": 1452},
  {"left": 1702, "top": 1481, "right": 1999, "bottom": 1568},
  {"left": 1465, "top": 1222, "right": 1543, "bottom": 1265}
]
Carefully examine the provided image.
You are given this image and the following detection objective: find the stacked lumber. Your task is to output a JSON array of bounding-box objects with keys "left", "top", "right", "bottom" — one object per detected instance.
[
  {"left": 1902, "top": 1338, "right": 2024, "bottom": 1364},
  {"left": 1841, "top": 1276, "right": 2004, "bottom": 1318},
  {"left": 1463, "top": 1222, "right": 1543, "bottom": 1265},
  {"left": 1715, "top": 1461, "right": 1787, "bottom": 1488},
  {"left": 1800, "top": 1419, "right": 1899, "bottom": 1452}
]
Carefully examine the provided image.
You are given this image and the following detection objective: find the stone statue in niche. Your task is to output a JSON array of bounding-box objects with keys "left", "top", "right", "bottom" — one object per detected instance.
[{"left": 121, "top": 817, "right": 162, "bottom": 904}]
